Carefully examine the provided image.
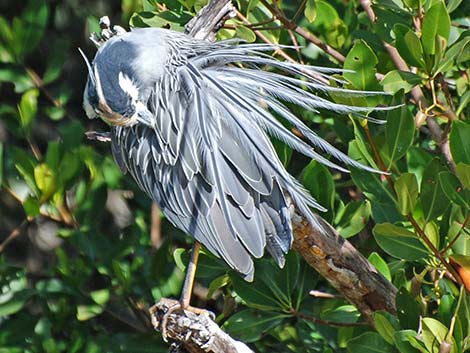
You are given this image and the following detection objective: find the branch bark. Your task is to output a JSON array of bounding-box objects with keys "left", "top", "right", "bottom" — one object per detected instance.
[
  {"left": 292, "top": 212, "right": 397, "bottom": 325},
  {"left": 149, "top": 299, "right": 254, "bottom": 353}
]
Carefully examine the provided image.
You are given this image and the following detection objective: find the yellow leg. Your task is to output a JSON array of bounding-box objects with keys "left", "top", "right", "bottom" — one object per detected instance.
[{"left": 180, "top": 241, "right": 201, "bottom": 308}]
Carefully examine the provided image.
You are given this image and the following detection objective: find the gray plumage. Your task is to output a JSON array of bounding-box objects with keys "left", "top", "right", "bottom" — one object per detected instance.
[{"left": 82, "top": 27, "right": 381, "bottom": 281}]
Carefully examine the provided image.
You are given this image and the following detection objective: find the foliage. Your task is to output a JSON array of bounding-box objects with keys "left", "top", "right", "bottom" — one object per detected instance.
[{"left": 1, "top": 0, "right": 470, "bottom": 352}]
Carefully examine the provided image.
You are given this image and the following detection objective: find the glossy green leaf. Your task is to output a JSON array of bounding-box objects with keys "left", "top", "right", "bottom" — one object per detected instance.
[
  {"left": 395, "top": 173, "right": 419, "bottom": 215},
  {"left": 18, "top": 88, "right": 39, "bottom": 133},
  {"left": 421, "top": 318, "right": 456, "bottom": 353},
  {"left": 321, "top": 305, "right": 360, "bottom": 324},
  {"left": 381, "top": 70, "right": 422, "bottom": 94},
  {"left": 368, "top": 252, "right": 391, "bottom": 281},
  {"left": 34, "top": 163, "right": 56, "bottom": 202},
  {"left": 374, "top": 311, "right": 399, "bottom": 345},
  {"left": 394, "top": 24, "right": 426, "bottom": 69},
  {"left": 421, "top": 159, "right": 450, "bottom": 224},
  {"left": 223, "top": 309, "right": 287, "bottom": 342},
  {"left": 335, "top": 201, "right": 370, "bottom": 238},
  {"left": 385, "top": 93, "right": 414, "bottom": 164},
  {"left": 347, "top": 332, "right": 394, "bottom": 353},
  {"left": 344, "top": 40, "right": 380, "bottom": 91},
  {"left": 373, "top": 223, "right": 428, "bottom": 261},
  {"left": 450, "top": 121, "right": 470, "bottom": 164},
  {"left": 421, "top": 1, "right": 451, "bottom": 56},
  {"left": 438, "top": 171, "right": 470, "bottom": 209}
]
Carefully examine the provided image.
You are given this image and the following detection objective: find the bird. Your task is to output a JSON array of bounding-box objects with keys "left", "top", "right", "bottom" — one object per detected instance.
[{"left": 81, "top": 27, "right": 383, "bottom": 303}]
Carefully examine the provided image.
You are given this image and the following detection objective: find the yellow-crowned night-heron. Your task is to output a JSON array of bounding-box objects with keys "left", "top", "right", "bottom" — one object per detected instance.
[{"left": 81, "top": 27, "right": 381, "bottom": 309}]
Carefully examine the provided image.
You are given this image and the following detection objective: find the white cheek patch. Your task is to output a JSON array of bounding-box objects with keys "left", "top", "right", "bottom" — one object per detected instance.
[{"left": 118, "top": 72, "right": 139, "bottom": 102}]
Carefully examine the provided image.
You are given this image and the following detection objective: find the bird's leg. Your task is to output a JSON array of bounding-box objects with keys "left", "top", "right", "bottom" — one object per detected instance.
[
  {"left": 180, "top": 240, "right": 201, "bottom": 309},
  {"left": 161, "top": 241, "right": 212, "bottom": 340}
]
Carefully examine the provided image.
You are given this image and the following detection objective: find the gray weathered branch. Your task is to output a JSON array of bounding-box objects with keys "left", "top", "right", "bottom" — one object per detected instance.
[{"left": 149, "top": 299, "right": 254, "bottom": 353}]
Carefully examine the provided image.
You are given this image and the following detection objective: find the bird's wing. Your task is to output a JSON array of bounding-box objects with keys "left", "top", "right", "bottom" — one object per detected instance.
[{"left": 111, "top": 61, "right": 293, "bottom": 280}]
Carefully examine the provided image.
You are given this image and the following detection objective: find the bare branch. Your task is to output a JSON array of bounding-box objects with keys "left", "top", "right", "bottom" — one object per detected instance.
[{"left": 149, "top": 299, "right": 254, "bottom": 353}]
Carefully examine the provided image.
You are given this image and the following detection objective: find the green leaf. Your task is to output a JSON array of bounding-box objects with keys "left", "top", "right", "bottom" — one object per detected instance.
[
  {"left": 393, "top": 330, "right": 422, "bottom": 353},
  {"left": 77, "top": 304, "right": 104, "bottom": 321},
  {"left": 11, "top": 0, "right": 49, "bottom": 60},
  {"left": 381, "top": 70, "right": 423, "bottom": 94},
  {"left": 34, "top": 163, "right": 56, "bottom": 202},
  {"left": 347, "top": 332, "right": 394, "bottom": 353},
  {"left": 344, "top": 40, "right": 380, "bottom": 91},
  {"left": 304, "top": 0, "right": 316, "bottom": 22},
  {"left": 23, "top": 196, "right": 40, "bottom": 217},
  {"left": 385, "top": 94, "right": 415, "bottom": 164},
  {"left": 272, "top": 137, "right": 292, "bottom": 167},
  {"left": 234, "top": 25, "right": 256, "bottom": 43},
  {"left": 90, "top": 289, "right": 110, "bottom": 305},
  {"left": 313, "top": 1, "right": 348, "bottom": 48},
  {"left": 394, "top": 24, "right": 426, "bottom": 69},
  {"left": 396, "top": 288, "right": 420, "bottom": 329},
  {"left": 13, "top": 147, "right": 38, "bottom": 194},
  {"left": 435, "top": 33, "right": 470, "bottom": 75},
  {"left": 421, "top": 1, "right": 451, "bottom": 56},
  {"left": 438, "top": 171, "right": 470, "bottom": 209},
  {"left": 0, "top": 289, "right": 34, "bottom": 316},
  {"left": 321, "top": 305, "right": 360, "bottom": 324},
  {"left": 223, "top": 309, "right": 287, "bottom": 342},
  {"left": 302, "top": 161, "right": 335, "bottom": 221},
  {"left": 456, "top": 163, "right": 470, "bottom": 189},
  {"left": 206, "top": 274, "right": 230, "bottom": 300},
  {"left": 0, "top": 64, "right": 34, "bottom": 93},
  {"left": 42, "top": 39, "right": 67, "bottom": 84},
  {"left": 17, "top": 88, "right": 39, "bottom": 133},
  {"left": 374, "top": 311, "right": 400, "bottom": 345},
  {"left": 335, "top": 201, "right": 370, "bottom": 238},
  {"left": 420, "top": 159, "right": 450, "bottom": 223},
  {"left": 368, "top": 252, "right": 391, "bottom": 281},
  {"left": 130, "top": 11, "right": 187, "bottom": 31},
  {"left": 373, "top": 223, "right": 428, "bottom": 261},
  {"left": 395, "top": 173, "right": 419, "bottom": 215},
  {"left": 450, "top": 121, "right": 470, "bottom": 164},
  {"left": 421, "top": 318, "right": 456, "bottom": 353}
]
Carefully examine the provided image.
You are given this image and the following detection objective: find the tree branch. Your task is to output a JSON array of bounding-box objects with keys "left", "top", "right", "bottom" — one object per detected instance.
[
  {"left": 291, "top": 211, "right": 397, "bottom": 325},
  {"left": 149, "top": 299, "right": 254, "bottom": 353}
]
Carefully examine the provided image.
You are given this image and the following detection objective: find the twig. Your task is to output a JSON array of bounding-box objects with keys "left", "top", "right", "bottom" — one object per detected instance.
[
  {"left": 259, "top": 0, "right": 346, "bottom": 63},
  {"left": 0, "top": 219, "right": 29, "bottom": 253},
  {"left": 442, "top": 213, "right": 470, "bottom": 254},
  {"left": 359, "top": 2, "right": 458, "bottom": 173},
  {"left": 362, "top": 124, "right": 462, "bottom": 286},
  {"left": 291, "top": 308, "right": 368, "bottom": 327}
]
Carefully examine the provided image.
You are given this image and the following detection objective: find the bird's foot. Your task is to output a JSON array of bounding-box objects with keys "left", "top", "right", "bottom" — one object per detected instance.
[{"left": 149, "top": 298, "right": 215, "bottom": 342}]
